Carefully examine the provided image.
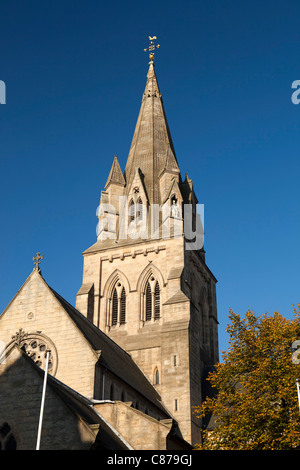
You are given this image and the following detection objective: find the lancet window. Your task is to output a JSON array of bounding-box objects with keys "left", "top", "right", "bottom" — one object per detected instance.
[
  {"left": 128, "top": 197, "right": 144, "bottom": 223},
  {"left": 129, "top": 199, "right": 135, "bottom": 222},
  {"left": 154, "top": 367, "right": 160, "bottom": 385},
  {"left": 0, "top": 423, "right": 17, "bottom": 450},
  {"left": 143, "top": 276, "right": 161, "bottom": 322},
  {"left": 136, "top": 197, "right": 143, "bottom": 222},
  {"left": 110, "top": 282, "right": 126, "bottom": 327}
]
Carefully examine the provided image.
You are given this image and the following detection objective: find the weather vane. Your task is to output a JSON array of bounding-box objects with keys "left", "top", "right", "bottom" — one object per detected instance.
[
  {"left": 144, "top": 36, "right": 160, "bottom": 62},
  {"left": 33, "top": 252, "right": 43, "bottom": 271}
]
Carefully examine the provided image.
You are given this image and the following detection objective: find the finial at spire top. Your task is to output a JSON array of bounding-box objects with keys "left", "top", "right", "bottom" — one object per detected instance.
[{"left": 144, "top": 35, "right": 160, "bottom": 63}]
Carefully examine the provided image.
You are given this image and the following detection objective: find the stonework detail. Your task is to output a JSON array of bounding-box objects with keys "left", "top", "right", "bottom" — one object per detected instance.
[{"left": 10, "top": 329, "right": 58, "bottom": 375}]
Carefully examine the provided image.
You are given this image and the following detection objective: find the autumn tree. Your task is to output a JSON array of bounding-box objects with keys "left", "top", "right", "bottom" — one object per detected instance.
[{"left": 194, "top": 305, "right": 300, "bottom": 450}]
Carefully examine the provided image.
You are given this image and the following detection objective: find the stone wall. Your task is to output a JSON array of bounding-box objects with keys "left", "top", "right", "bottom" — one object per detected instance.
[
  {"left": 0, "top": 348, "right": 96, "bottom": 450},
  {"left": 0, "top": 270, "right": 97, "bottom": 399},
  {"left": 95, "top": 401, "right": 172, "bottom": 450}
]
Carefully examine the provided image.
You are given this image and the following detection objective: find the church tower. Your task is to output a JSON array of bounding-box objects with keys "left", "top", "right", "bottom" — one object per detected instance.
[{"left": 76, "top": 38, "right": 219, "bottom": 445}]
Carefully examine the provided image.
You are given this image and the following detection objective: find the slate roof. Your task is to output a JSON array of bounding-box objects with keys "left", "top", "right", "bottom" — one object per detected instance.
[
  {"left": 48, "top": 282, "right": 171, "bottom": 418},
  {"left": 0, "top": 269, "right": 171, "bottom": 418},
  {"left": 17, "top": 346, "right": 132, "bottom": 450}
]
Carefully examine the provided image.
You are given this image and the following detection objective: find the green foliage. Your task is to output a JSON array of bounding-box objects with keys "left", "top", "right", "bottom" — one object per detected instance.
[{"left": 194, "top": 305, "right": 300, "bottom": 450}]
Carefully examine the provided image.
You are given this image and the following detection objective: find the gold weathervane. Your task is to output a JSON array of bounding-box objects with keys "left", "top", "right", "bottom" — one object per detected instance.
[
  {"left": 144, "top": 36, "right": 160, "bottom": 62},
  {"left": 33, "top": 252, "right": 43, "bottom": 270}
]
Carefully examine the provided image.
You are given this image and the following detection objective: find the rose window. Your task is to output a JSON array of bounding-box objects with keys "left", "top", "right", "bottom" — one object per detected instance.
[{"left": 11, "top": 329, "right": 58, "bottom": 376}]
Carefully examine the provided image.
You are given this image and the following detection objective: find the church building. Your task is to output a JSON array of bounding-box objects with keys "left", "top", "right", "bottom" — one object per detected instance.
[{"left": 0, "top": 39, "right": 219, "bottom": 450}]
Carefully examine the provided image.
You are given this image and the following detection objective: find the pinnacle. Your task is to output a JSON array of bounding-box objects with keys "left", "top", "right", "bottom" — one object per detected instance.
[{"left": 105, "top": 155, "right": 125, "bottom": 189}]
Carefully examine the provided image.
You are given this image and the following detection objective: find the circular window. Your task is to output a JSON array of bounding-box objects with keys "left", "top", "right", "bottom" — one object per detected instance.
[
  {"left": 20, "top": 333, "right": 58, "bottom": 376},
  {"left": 10, "top": 329, "right": 58, "bottom": 376}
]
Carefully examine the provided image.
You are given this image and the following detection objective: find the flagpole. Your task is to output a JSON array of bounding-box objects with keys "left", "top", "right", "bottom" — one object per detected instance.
[
  {"left": 296, "top": 379, "right": 300, "bottom": 414},
  {"left": 36, "top": 351, "right": 50, "bottom": 450}
]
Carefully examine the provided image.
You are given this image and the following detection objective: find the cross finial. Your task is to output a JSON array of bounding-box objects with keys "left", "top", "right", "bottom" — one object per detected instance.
[
  {"left": 144, "top": 36, "right": 160, "bottom": 63},
  {"left": 33, "top": 252, "right": 43, "bottom": 271}
]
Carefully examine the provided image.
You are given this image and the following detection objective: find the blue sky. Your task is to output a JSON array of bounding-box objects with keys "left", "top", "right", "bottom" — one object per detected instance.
[{"left": 0, "top": 0, "right": 299, "bottom": 357}]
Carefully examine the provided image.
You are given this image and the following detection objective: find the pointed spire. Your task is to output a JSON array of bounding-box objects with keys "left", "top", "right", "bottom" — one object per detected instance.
[
  {"left": 124, "top": 56, "right": 179, "bottom": 204},
  {"left": 105, "top": 155, "right": 125, "bottom": 190}
]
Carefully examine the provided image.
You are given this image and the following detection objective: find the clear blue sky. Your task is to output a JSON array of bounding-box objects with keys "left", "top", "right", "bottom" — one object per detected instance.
[{"left": 0, "top": 0, "right": 299, "bottom": 357}]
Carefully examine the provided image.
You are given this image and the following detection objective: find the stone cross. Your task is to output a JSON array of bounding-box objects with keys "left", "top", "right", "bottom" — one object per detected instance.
[{"left": 33, "top": 252, "right": 43, "bottom": 270}]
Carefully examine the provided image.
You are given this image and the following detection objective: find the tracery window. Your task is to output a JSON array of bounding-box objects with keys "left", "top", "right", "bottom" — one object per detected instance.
[
  {"left": 10, "top": 329, "right": 58, "bottom": 376},
  {"left": 23, "top": 337, "right": 56, "bottom": 374},
  {"left": 128, "top": 197, "right": 144, "bottom": 223},
  {"left": 0, "top": 423, "right": 17, "bottom": 450}
]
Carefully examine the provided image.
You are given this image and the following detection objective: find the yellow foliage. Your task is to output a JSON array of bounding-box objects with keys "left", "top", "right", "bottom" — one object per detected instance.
[{"left": 194, "top": 305, "right": 300, "bottom": 450}]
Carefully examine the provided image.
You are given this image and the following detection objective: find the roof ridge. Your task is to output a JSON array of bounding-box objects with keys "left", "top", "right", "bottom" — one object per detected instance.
[{"left": 48, "top": 286, "right": 132, "bottom": 359}]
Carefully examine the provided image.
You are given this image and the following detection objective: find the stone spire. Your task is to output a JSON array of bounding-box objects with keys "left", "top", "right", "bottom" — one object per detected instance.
[{"left": 124, "top": 51, "right": 180, "bottom": 204}]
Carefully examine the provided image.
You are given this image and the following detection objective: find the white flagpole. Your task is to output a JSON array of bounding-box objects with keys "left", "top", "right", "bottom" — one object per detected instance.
[
  {"left": 36, "top": 351, "right": 50, "bottom": 450},
  {"left": 296, "top": 379, "right": 300, "bottom": 414}
]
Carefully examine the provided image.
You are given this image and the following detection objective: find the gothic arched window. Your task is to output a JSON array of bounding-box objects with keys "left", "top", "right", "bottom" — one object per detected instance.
[
  {"left": 144, "top": 277, "right": 161, "bottom": 322},
  {"left": 154, "top": 282, "right": 160, "bottom": 319},
  {"left": 112, "top": 288, "right": 118, "bottom": 326},
  {"left": 0, "top": 423, "right": 17, "bottom": 450},
  {"left": 154, "top": 368, "right": 160, "bottom": 385},
  {"left": 110, "top": 281, "right": 126, "bottom": 327},
  {"left": 129, "top": 199, "right": 135, "bottom": 222},
  {"left": 128, "top": 197, "right": 145, "bottom": 223},
  {"left": 145, "top": 281, "right": 152, "bottom": 321},
  {"left": 171, "top": 194, "right": 181, "bottom": 218},
  {"left": 120, "top": 287, "right": 126, "bottom": 325},
  {"left": 137, "top": 197, "right": 143, "bottom": 222}
]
